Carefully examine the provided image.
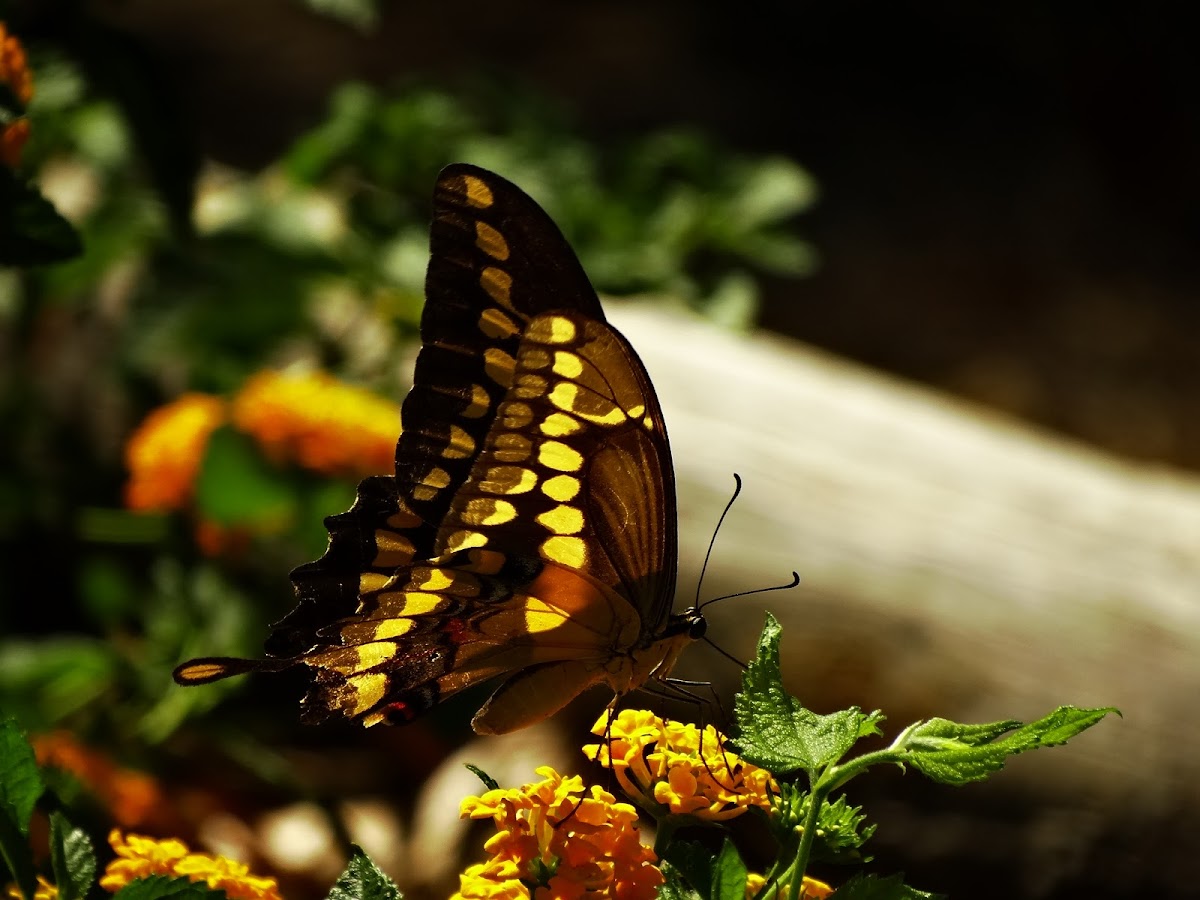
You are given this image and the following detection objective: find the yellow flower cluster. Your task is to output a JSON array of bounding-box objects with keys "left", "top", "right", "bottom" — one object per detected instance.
[
  {"left": 1, "top": 21, "right": 34, "bottom": 168},
  {"left": 745, "top": 872, "right": 832, "bottom": 900},
  {"left": 454, "top": 766, "right": 663, "bottom": 900},
  {"left": 99, "top": 831, "right": 282, "bottom": 900},
  {"left": 33, "top": 731, "right": 165, "bottom": 829},
  {"left": 231, "top": 370, "right": 399, "bottom": 478},
  {"left": 583, "top": 709, "right": 776, "bottom": 822},
  {"left": 124, "top": 371, "right": 400, "bottom": 514},
  {"left": 5, "top": 875, "right": 58, "bottom": 900}
]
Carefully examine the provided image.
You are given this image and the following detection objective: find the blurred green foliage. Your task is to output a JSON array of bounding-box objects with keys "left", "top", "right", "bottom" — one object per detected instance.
[{"left": 0, "top": 23, "right": 816, "bottom": 754}]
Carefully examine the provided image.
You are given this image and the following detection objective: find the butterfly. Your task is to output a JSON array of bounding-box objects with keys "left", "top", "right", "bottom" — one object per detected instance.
[{"left": 174, "top": 164, "right": 705, "bottom": 734}]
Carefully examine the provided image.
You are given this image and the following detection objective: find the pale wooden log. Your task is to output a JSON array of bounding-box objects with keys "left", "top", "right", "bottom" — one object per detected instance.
[{"left": 608, "top": 302, "right": 1200, "bottom": 813}]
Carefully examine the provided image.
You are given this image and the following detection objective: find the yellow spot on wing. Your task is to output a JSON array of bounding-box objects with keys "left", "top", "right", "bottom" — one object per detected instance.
[
  {"left": 523, "top": 597, "right": 569, "bottom": 634},
  {"left": 479, "top": 465, "right": 538, "bottom": 494},
  {"left": 536, "top": 505, "right": 584, "bottom": 534},
  {"left": 540, "top": 412, "right": 581, "bottom": 437},
  {"left": 514, "top": 374, "right": 548, "bottom": 399},
  {"left": 355, "top": 642, "right": 399, "bottom": 670},
  {"left": 347, "top": 672, "right": 387, "bottom": 715},
  {"left": 475, "top": 221, "right": 510, "bottom": 259},
  {"left": 523, "top": 349, "right": 552, "bottom": 370},
  {"left": 414, "top": 568, "right": 454, "bottom": 591},
  {"left": 542, "top": 474, "right": 581, "bottom": 501},
  {"left": 360, "top": 571, "right": 391, "bottom": 593},
  {"left": 463, "top": 383, "right": 491, "bottom": 418},
  {"left": 463, "top": 498, "right": 517, "bottom": 526},
  {"left": 529, "top": 316, "right": 577, "bottom": 345},
  {"left": 501, "top": 402, "right": 533, "bottom": 429},
  {"left": 445, "top": 530, "right": 489, "bottom": 553},
  {"left": 461, "top": 175, "right": 494, "bottom": 208},
  {"left": 373, "top": 530, "right": 415, "bottom": 566},
  {"left": 481, "top": 267, "right": 514, "bottom": 310},
  {"left": 549, "top": 383, "right": 626, "bottom": 425},
  {"left": 424, "top": 467, "right": 452, "bottom": 488},
  {"left": 552, "top": 351, "right": 584, "bottom": 378},
  {"left": 397, "top": 592, "right": 446, "bottom": 615},
  {"left": 484, "top": 347, "right": 517, "bottom": 387},
  {"left": 479, "top": 307, "right": 518, "bottom": 339},
  {"left": 494, "top": 433, "right": 532, "bottom": 462},
  {"left": 538, "top": 440, "right": 583, "bottom": 472},
  {"left": 366, "top": 619, "right": 415, "bottom": 640},
  {"left": 443, "top": 425, "right": 477, "bottom": 459},
  {"left": 541, "top": 535, "right": 587, "bottom": 568}
]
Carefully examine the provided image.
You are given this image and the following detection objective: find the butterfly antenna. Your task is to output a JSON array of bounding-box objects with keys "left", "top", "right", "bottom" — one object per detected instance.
[
  {"left": 694, "top": 473, "right": 744, "bottom": 609},
  {"left": 701, "top": 635, "right": 748, "bottom": 670},
  {"left": 698, "top": 570, "right": 801, "bottom": 613}
]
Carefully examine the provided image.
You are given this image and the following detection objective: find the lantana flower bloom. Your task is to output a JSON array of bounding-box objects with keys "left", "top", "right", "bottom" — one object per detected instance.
[
  {"left": 124, "top": 393, "right": 227, "bottom": 512},
  {"left": 1, "top": 21, "right": 33, "bottom": 168},
  {"left": 583, "top": 709, "right": 776, "bottom": 822},
  {"left": 231, "top": 369, "right": 398, "bottom": 477},
  {"left": 33, "top": 732, "right": 165, "bottom": 829},
  {"left": 99, "top": 831, "right": 282, "bottom": 900},
  {"left": 453, "top": 765, "right": 662, "bottom": 900}
]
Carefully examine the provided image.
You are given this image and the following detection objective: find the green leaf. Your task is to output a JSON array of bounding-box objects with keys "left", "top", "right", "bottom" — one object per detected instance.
[
  {"left": 0, "top": 169, "right": 84, "bottom": 266},
  {"left": 900, "top": 706, "right": 1118, "bottom": 786},
  {"left": 49, "top": 812, "right": 97, "bottom": 900},
  {"left": 0, "top": 717, "right": 41, "bottom": 900},
  {"left": 111, "top": 875, "right": 226, "bottom": 900},
  {"left": 661, "top": 841, "right": 715, "bottom": 900},
  {"left": 829, "top": 872, "right": 940, "bottom": 899},
  {"left": 710, "top": 840, "right": 748, "bottom": 900},
  {"left": 464, "top": 764, "right": 499, "bottom": 792},
  {"left": 327, "top": 846, "right": 402, "bottom": 900},
  {"left": 658, "top": 861, "right": 703, "bottom": 900},
  {"left": 0, "top": 716, "right": 43, "bottom": 837},
  {"left": 733, "top": 614, "right": 883, "bottom": 777},
  {"left": 194, "top": 427, "right": 296, "bottom": 529}
]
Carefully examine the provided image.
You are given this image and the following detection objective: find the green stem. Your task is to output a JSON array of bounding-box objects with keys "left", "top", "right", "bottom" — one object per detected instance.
[{"left": 785, "top": 782, "right": 827, "bottom": 900}]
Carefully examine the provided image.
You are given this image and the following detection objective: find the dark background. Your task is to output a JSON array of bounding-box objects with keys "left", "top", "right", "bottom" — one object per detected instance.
[{"left": 50, "top": 0, "right": 1200, "bottom": 469}]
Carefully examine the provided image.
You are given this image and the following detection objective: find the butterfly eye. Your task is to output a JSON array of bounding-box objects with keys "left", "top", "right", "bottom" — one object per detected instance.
[{"left": 688, "top": 617, "right": 708, "bottom": 640}]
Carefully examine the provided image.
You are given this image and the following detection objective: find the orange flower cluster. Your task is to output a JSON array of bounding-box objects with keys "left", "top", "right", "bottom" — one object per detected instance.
[
  {"left": 231, "top": 370, "right": 399, "bottom": 478},
  {"left": 1, "top": 21, "right": 34, "bottom": 168},
  {"left": 33, "top": 732, "right": 165, "bottom": 829},
  {"left": 100, "top": 831, "right": 282, "bottom": 900},
  {"left": 124, "top": 371, "right": 400, "bottom": 515},
  {"left": 124, "top": 393, "right": 226, "bottom": 512},
  {"left": 454, "top": 766, "right": 662, "bottom": 900},
  {"left": 583, "top": 709, "right": 776, "bottom": 822}
]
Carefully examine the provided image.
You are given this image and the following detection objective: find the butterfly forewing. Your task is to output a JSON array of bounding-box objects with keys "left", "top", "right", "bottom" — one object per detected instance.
[{"left": 173, "top": 164, "right": 693, "bottom": 733}]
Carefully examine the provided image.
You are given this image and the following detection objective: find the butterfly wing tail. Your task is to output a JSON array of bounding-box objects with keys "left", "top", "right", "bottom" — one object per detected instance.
[{"left": 172, "top": 655, "right": 296, "bottom": 686}]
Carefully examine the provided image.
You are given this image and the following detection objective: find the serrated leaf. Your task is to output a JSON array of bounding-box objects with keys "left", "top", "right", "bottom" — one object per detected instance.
[
  {"left": 710, "top": 840, "right": 748, "bottom": 900},
  {"left": 194, "top": 427, "right": 296, "bottom": 529},
  {"left": 327, "top": 846, "right": 402, "bottom": 900},
  {"left": 901, "top": 706, "right": 1118, "bottom": 786},
  {"left": 111, "top": 875, "right": 225, "bottom": 900},
  {"left": 829, "top": 872, "right": 940, "bottom": 899},
  {"left": 49, "top": 812, "right": 97, "bottom": 900},
  {"left": 733, "top": 615, "right": 882, "bottom": 777},
  {"left": 464, "top": 764, "right": 498, "bottom": 792}
]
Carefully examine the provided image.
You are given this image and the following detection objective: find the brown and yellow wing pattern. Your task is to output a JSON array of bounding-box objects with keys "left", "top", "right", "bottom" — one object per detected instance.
[{"left": 174, "top": 164, "right": 702, "bottom": 734}]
